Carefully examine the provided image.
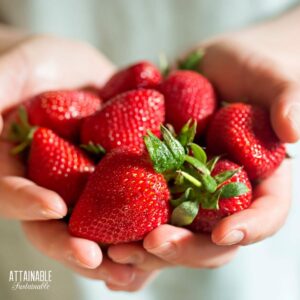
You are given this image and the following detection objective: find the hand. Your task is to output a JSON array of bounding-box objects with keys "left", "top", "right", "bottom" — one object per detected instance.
[
  {"left": 0, "top": 34, "right": 151, "bottom": 289},
  {"left": 200, "top": 38, "right": 295, "bottom": 245},
  {"left": 108, "top": 36, "right": 297, "bottom": 290}
]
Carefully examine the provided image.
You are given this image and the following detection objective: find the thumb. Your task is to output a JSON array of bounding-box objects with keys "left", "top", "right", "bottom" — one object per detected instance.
[
  {"left": 199, "top": 39, "right": 300, "bottom": 143},
  {"left": 271, "top": 85, "right": 300, "bottom": 143}
]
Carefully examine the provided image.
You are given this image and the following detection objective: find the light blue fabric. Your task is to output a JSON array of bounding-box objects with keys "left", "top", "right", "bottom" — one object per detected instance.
[
  {"left": 0, "top": 0, "right": 299, "bottom": 64},
  {"left": 0, "top": 1, "right": 299, "bottom": 299}
]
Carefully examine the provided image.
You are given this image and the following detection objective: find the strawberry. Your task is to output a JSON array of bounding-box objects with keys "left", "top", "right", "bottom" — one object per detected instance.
[
  {"left": 9, "top": 108, "right": 95, "bottom": 207},
  {"left": 159, "top": 70, "right": 217, "bottom": 135},
  {"left": 69, "top": 147, "right": 170, "bottom": 244},
  {"left": 206, "top": 103, "right": 286, "bottom": 180},
  {"left": 188, "top": 159, "right": 252, "bottom": 233},
  {"left": 81, "top": 89, "right": 165, "bottom": 152},
  {"left": 144, "top": 122, "right": 252, "bottom": 233},
  {"left": 100, "top": 61, "right": 162, "bottom": 100},
  {"left": 27, "top": 90, "right": 102, "bottom": 141},
  {"left": 27, "top": 128, "right": 95, "bottom": 207}
]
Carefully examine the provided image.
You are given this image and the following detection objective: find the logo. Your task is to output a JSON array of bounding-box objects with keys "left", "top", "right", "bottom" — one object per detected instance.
[{"left": 9, "top": 270, "right": 52, "bottom": 290}]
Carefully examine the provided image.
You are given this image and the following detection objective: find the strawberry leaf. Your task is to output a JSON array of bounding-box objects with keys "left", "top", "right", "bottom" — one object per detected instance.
[
  {"left": 177, "top": 119, "right": 197, "bottom": 148},
  {"left": 174, "top": 170, "right": 184, "bottom": 185},
  {"left": 206, "top": 156, "right": 221, "bottom": 172},
  {"left": 184, "top": 155, "right": 210, "bottom": 175},
  {"left": 178, "top": 49, "right": 204, "bottom": 71},
  {"left": 18, "top": 106, "right": 31, "bottom": 131},
  {"left": 144, "top": 131, "right": 178, "bottom": 173},
  {"left": 200, "top": 190, "right": 222, "bottom": 210},
  {"left": 214, "top": 168, "right": 242, "bottom": 185},
  {"left": 81, "top": 142, "right": 106, "bottom": 155},
  {"left": 160, "top": 125, "right": 185, "bottom": 163},
  {"left": 177, "top": 170, "right": 202, "bottom": 188},
  {"left": 199, "top": 174, "right": 217, "bottom": 193},
  {"left": 9, "top": 106, "right": 33, "bottom": 143},
  {"left": 171, "top": 201, "right": 199, "bottom": 226},
  {"left": 220, "top": 183, "right": 249, "bottom": 198},
  {"left": 189, "top": 143, "right": 207, "bottom": 164},
  {"left": 170, "top": 187, "right": 194, "bottom": 207},
  {"left": 145, "top": 126, "right": 186, "bottom": 173}
]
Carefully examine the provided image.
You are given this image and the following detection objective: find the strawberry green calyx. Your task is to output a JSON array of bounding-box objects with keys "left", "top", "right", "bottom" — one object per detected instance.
[
  {"left": 144, "top": 125, "right": 185, "bottom": 173},
  {"left": 9, "top": 106, "right": 38, "bottom": 154},
  {"left": 158, "top": 53, "right": 170, "bottom": 78},
  {"left": 80, "top": 141, "right": 106, "bottom": 155},
  {"left": 177, "top": 119, "right": 197, "bottom": 148},
  {"left": 144, "top": 120, "right": 250, "bottom": 227},
  {"left": 178, "top": 49, "right": 205, "bottom": 72}
]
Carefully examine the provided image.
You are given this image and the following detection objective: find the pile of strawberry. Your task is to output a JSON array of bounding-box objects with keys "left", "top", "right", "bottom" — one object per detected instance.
[{"left": 9, "top": 57, "right": 286, "bottom": 244}]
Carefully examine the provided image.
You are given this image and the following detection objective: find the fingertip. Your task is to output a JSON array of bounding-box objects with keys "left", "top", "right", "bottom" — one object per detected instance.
[
  {"left": 69, "top": 238, "right": 102, "bottom": 269},
  {"left": 271, "top": 89, "right": 300, "bottom": 143},
  {"left": 143, "top": 224, "right": 189, "bottom": 250},
  {"left": 24, "top": 184, "right": 68, "bottom": 219},
  {"left": 36, "top": 186, "right": 68, "bottom": 218},
  {"left": 107, "top": 244, "right": 141, "bottom": 264},
  {"left": 212, "top": 221, "right": 246, "bottom": 246},
  {"left": 0, "top": 176, "right": 68, "bottom": 220}
]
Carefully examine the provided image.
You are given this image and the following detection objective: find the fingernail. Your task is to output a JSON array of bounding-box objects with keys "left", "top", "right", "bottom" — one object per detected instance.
[
  {"left": 67, "top": 254, "right": 93, "bottom": 269},
  {"left": 106, "top": 271, "right": 136, "bottom": 286},
  {"left": 288, "top": 104, "right": 300, "bottom": 139},
  {"left": 217, "top": 230, "right": 244, "bottom": 245},
  {"left": 147, "top": 242, "right": 177, "bottom": 258},
  {"left": 39, "top": 209, "right": 65, "bottom": 219},
  {"left": 114, "top": 254, "right": 143, "bottom": 264}
]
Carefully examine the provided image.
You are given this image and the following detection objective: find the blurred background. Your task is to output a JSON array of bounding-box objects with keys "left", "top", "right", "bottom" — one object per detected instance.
[
  {"left": 0, "top": 0, "right": 299, "bottom": 64},
  {"left": 0, "top": 1, "right": 299, "bottom": 299}
]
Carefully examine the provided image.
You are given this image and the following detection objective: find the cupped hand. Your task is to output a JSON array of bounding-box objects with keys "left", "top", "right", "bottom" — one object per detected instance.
[
  {"left": 108, "top": 37, "right": 297, "bottom": 290},
  {"left": 0, "top": 34, "right": 152, "bottom": 289}
]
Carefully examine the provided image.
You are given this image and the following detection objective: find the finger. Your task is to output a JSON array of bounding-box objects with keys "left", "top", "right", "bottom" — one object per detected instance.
[
  {"left": 143, "top": 224, "right": 238, "bottom": 268},
  {"left": 108, "top": 243, "right": 171, "bottom": 271},
  {"left": 212, "top": 159, "right": 292, "bottom": 246},
  {"left": 0, "top": 35, "right": 115, "bottom": 112},
  {"left": 22, "top": 220, "right": 102, "bottom": 269},
  {"left": 23, "top": 221, "right": 140, "bottom": 286},
  {"left": 106, "top": 271, "right": 158, "bottom": 292},
  {"left": 0, "top": 176, "right": 67, "bottom": 220},
  {"left": 271, "top": 85, "right": 300, "bottom": 143},
  {"left": 67, "top": 256, "right": 142, "bottom": 290}
]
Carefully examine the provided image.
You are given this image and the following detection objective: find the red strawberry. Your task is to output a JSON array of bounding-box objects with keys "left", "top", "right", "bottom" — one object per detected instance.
[
  {"left": 144, "top": 122, "right": 252, "bottom": 234},
  {"left": 206, "top": 103, "right": 286, "bottom": 180},
  {"left": 69, "top": 147, "right": 170, "bottom": 244},
  {"left": 27, "top": 128, "right": 95, "bottom": 207},
  {"left": 159, "top": 70, "right": 217, "bottom": 135},
  {"left": 81, "top": 89, "right": 165, "bottom": 151},
  {"left": 27, "top": 90, "right": 102, "bottom": 141},
  {"left": 188, "top": 160, "right": 252, "bottom": 233},
  {"left": 100, "top": 61, "right": 162, "bottom": 100}
]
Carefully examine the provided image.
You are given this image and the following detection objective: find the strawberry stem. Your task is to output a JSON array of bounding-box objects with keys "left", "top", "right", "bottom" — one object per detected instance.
[{"left": 176, "top": 170, "right": 202, "bottom": 187}]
